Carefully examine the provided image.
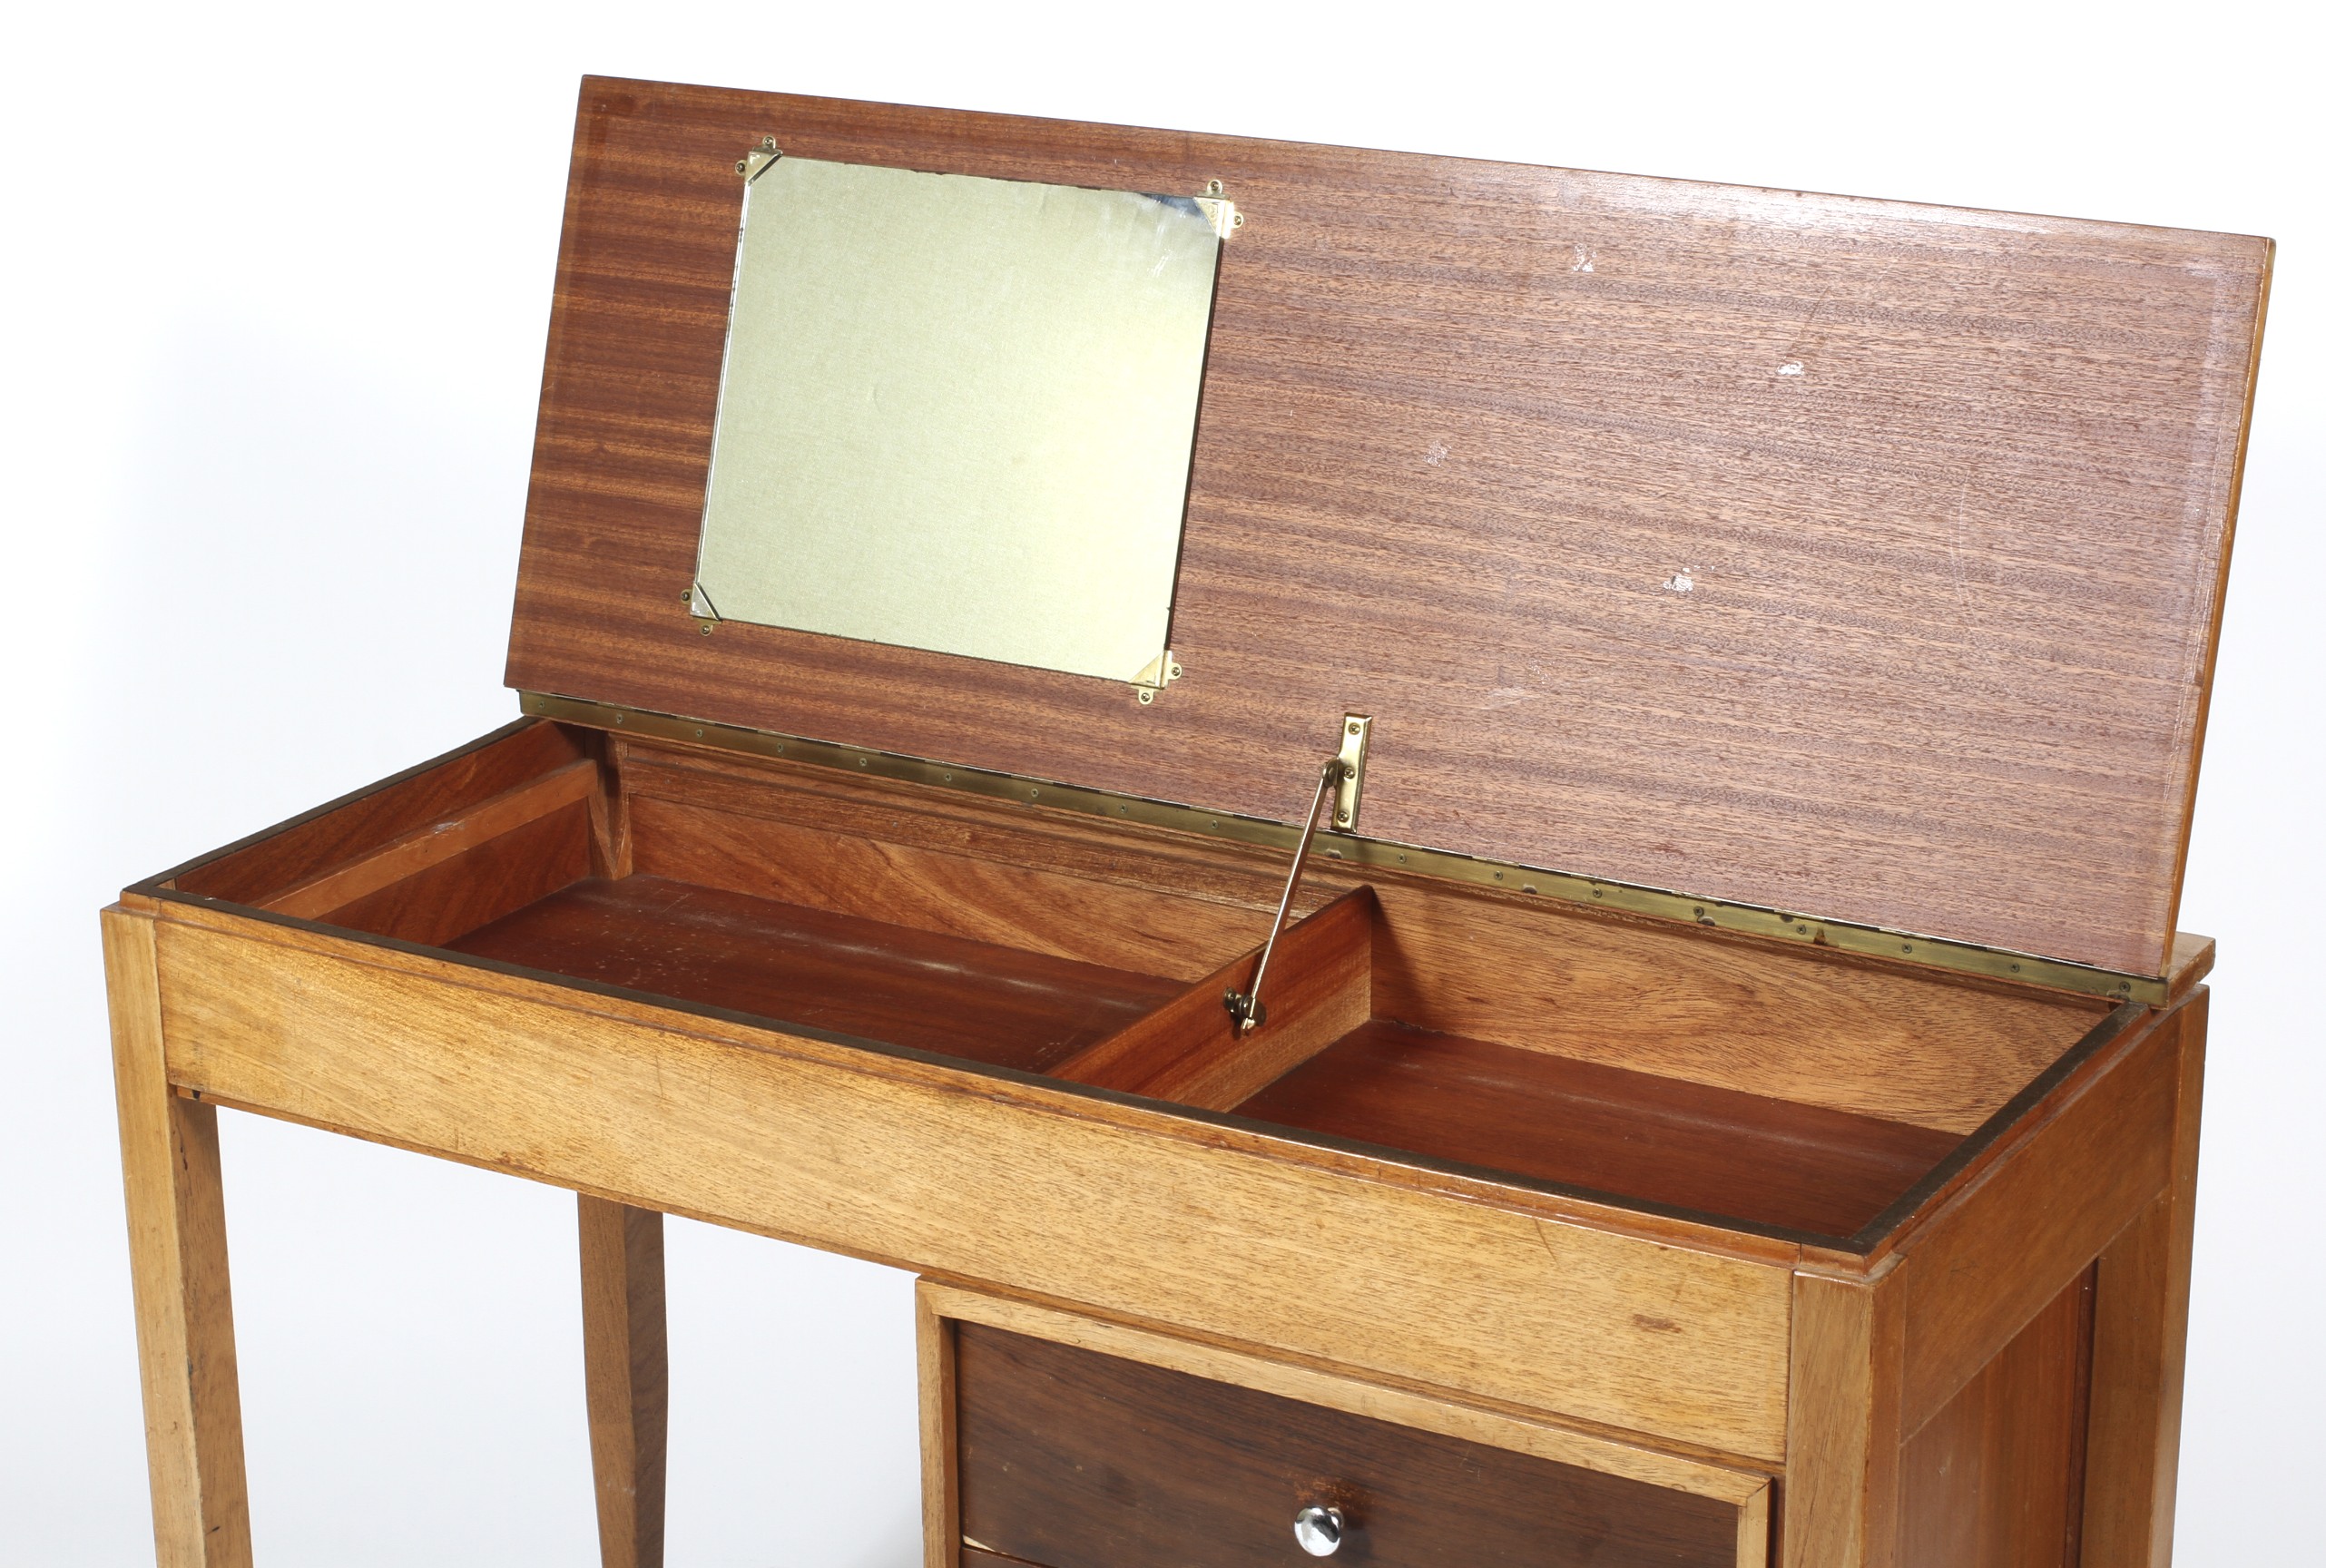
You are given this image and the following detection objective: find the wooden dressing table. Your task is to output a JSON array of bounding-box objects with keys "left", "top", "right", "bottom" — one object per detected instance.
[{"left": 106, "top": 76, "right": 2268, "bottom": 1568}]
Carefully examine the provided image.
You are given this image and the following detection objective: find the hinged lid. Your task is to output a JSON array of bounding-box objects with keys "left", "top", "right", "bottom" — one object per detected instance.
[{"left": 507, "top": 77, "right": 2270, "bottom": 981}]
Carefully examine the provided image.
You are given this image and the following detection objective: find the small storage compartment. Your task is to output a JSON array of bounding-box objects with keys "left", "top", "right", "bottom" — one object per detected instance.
[
  {"left": 949, "top": 1318, "right": 1753, "bottom": 1568},
  {"left": 449, "top": 877, "right": 1183, "bottom": 1073},
  {"left": 165, "top": 720, "right": 1264, "bottom": 1076},
  {"left": 165, "top": 716, "right": 2115, "bottom": 1246},
  {"left": 1050, "top": 881, "right": 2112, "bottom": 1243}
]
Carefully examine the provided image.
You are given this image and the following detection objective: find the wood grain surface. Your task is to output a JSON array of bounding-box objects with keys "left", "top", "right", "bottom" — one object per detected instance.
[
  {"left": 260, "top": 760, "right": 599, "bottom": 922},
  {"left": 322, "top": 801, "right": 593, "bottom": 948},
  {"left": 1783, "top": 1269, "right": 1906, "bottom": 1568},
  {"left": 1235, "top": 1022, "right": 1960, "bottom": 1238},
  {"left": 953, "top": 1322, "right": 1746, "bottom": 1568},
  {"left": 578, "top": 1197, "right": 667, "bottom": 1568},
  {"left": 920, "top": 1280, "right": 1776, "bottom": 1512},
  {"left": 151, "top": 903, "right": 1799, "bottom": 1458},
  {"left": 2077, "top": 989, "right": 2206, "bottom": 1568},
  {"left": 170, "top": 720, "right": 584, "bottom": 905},
  {"left": 104, "top": 907, "right": 252, "bottom": 1568},
  {"left": 1365, "top": 879, "right": 2107, "bottom": 1135},
  {"left": 1893, "top": 998, "right": 2184, "bottom": 1429},
  {"left": 448, "top": 874, "right": 1183, "bottom": 1072},
  {"left": 1051, "top": 888, "right": 1375, "bottom": 1111},
  {"left": 918, "top": 1290, "right": 963, "bottom": 1568},
  {"left": 1898, "top": 1268, "right": 2094, "bottom": 1568},
  {"left": 614, "top": 732, "right": 2110, "bottom": 1132},
  {"left": 504, "top": 78, "right": 2270, "bottom": 975}
]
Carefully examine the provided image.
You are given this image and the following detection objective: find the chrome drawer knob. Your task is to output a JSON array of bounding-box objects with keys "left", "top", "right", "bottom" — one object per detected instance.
[{"left": 1292, "top": 1504, "right": 1345, "bottom": 1556}]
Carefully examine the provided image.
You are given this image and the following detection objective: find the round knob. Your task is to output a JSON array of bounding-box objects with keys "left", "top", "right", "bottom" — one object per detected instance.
[{"left": 1292, "top": 1504, "right": 1345, "bottom": 1556}]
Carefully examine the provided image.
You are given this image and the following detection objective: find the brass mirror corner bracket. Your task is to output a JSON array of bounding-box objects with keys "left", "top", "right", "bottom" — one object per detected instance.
[
  {"left": 1130, "top": 651, "right": 1183, "bottom": 706},
  {"left": 735, "top": 136, "right": 781, "bottom": 181},
  {"left": 687, "top": 582, "right": 721, "bottom": 637},
  {"left": 1224, "top": 738, "right": 1357, "bottom": 1034},
  {"left": 1195, "top": 182, "right": 1244, "bottom": 240}
]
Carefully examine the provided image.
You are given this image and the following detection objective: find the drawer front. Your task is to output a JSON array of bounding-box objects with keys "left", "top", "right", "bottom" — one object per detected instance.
[{"left": 956, "top": 1322, "right": 1749, "bottom": 1568}]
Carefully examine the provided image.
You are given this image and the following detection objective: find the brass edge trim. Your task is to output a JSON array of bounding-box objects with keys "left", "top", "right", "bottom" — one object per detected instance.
[{"left": 522, "top": 691, "right": 2164, "bottom": 1006}]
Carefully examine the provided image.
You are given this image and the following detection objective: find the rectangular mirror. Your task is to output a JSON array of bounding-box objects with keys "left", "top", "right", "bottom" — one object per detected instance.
[{"left": 692, "top": 152, "right": 1232, "bottom": 688}]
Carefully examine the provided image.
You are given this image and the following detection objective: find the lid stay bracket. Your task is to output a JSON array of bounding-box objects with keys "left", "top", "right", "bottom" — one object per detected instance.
[{"left": 1224, "top": 738, "right": 1355, "bottom": 1034}]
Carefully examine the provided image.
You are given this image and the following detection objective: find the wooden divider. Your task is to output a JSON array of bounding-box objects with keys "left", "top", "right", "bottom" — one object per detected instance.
[{"left": 1051, "top": 889, "right": 1376, "bottom": 1110}]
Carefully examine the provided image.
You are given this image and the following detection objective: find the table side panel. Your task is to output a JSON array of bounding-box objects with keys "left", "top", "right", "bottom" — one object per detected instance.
[
  {"left": 1893, "top": 996, "right": 2186, "bottom": 1430},
  {"left": 148, "top": 911, "right": 1794, "bottom": 1461}
]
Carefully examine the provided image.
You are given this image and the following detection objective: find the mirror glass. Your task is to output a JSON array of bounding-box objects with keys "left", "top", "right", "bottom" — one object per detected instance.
[{"left": 692, "top": 154, "right": 1227, "bottom": 685}]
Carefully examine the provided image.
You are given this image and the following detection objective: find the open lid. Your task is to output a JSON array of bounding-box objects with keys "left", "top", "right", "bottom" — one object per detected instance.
[{"left": 507, "top": 77, "right": 2270, "bottom": 982}]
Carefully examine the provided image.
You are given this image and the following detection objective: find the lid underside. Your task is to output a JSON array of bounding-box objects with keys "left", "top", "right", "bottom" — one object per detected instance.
[{"left": 506, "top": 78, "right": 2270, "bottom": 979}]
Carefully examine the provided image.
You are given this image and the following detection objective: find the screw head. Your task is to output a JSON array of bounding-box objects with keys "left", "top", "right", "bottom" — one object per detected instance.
[
  {"left": 1137, "top": 688, "right": 1155, "bottom": 705},
  {"left": 1206, "top": 179, "right": 1224, "bottom": 195},
  {"left": 735, "top": 159, "right": 749, "bottom": 175}
]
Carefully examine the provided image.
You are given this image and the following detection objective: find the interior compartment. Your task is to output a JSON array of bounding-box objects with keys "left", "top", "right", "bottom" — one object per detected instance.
[
  {"left": 450, "top": 876, "right": 1183, "bottom": 1073},
  {"left": 168, "top": 720, "right": 2117, "bottom": 1242}
]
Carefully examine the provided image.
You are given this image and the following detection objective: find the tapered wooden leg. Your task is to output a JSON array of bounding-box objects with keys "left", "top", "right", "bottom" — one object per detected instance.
[
  {"left": 2080, "top": 998, "right": 2205, "bottom": 1568},
  {"left": 915, "top": 1282, "right": 961, "bottom": 1568},
  {"left": 580, "top": 1196, "right": 667, "bottom": 1568},
  {"left": 105, "top": 906, "right": 252, "bottom": 1568}
]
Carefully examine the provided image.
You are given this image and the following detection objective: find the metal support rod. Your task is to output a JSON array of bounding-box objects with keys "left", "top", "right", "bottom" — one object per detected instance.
[{"left": 1224, "top": 756, "right": 1347, "bottom": 1034}]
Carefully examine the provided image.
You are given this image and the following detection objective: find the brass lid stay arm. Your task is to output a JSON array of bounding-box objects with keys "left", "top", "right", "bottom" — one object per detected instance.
[{"left": 1223, "top": 755, "right": 1348, "bottom": 1034}]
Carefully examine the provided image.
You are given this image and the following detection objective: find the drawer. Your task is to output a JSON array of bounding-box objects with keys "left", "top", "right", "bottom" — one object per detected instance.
[{"left": 924, "top": 1284, "right": 1770, "bottom": 1568}]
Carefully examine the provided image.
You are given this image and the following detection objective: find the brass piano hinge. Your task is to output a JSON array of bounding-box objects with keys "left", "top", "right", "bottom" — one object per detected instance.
[{"left": 519, "top": 691, "right": 2171, "bottom": 1007}]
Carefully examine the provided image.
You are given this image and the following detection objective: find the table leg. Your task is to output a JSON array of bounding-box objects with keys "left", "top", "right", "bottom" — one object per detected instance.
[
  {"left": 1783, "top": 1268, "right": 1907, "bottom": 1568},
  {"left": 105, "top": 906, "right": 252, "bottom": 1568},
  {"left": 580, "top": 1196, "right": 668, "bottom": 1568},
  {"left": 2080, "top": 996, "right": 2206, "bottom": 1568}
]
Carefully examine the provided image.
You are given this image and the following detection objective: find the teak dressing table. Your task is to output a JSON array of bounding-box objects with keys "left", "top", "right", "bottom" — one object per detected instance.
[{"left": 104, "top": 77, "right": 2269, "bottom": 1568}]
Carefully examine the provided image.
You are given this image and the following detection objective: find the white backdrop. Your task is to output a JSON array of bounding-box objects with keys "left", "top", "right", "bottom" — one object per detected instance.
[{"left": 4, "top": 4, "right": 2317, "bottom": 1563}]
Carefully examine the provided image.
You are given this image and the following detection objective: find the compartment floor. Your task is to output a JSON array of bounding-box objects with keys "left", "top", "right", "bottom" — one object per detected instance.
[
  {"left": 1235, "top": 1020, "right": 1963, "bottom": 1238},
  {"left": 449, "top": 874, "right": 1184, "bottom": 1073}
]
